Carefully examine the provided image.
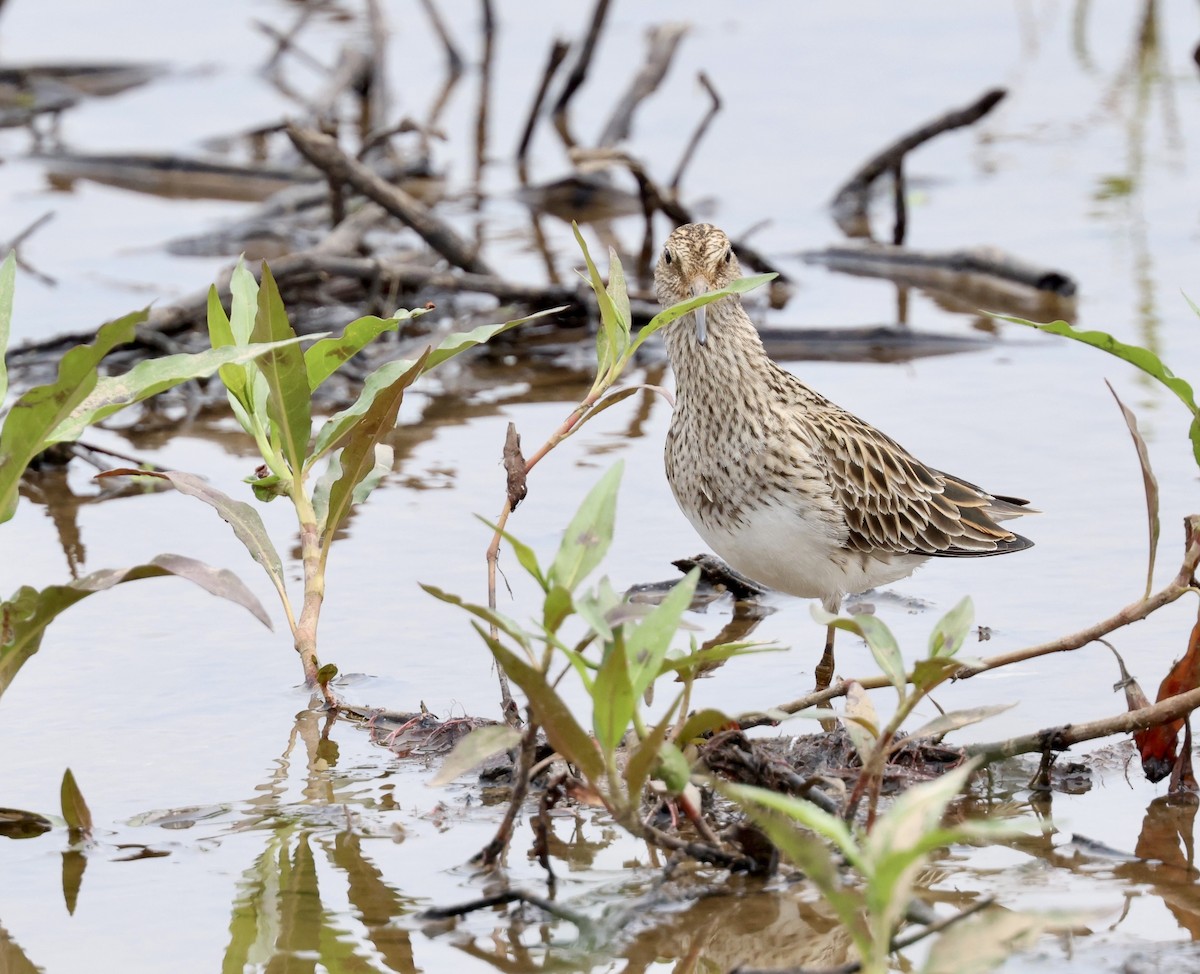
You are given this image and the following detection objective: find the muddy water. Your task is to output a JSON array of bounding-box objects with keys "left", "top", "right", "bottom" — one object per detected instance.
[{"left": 4, "top": 2, "right": 1200, "bottom": 971}]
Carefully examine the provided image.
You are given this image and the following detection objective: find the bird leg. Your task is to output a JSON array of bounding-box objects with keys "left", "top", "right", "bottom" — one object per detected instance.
[{"left": 814, "top": 624, "right": 836, "bottom": 693}]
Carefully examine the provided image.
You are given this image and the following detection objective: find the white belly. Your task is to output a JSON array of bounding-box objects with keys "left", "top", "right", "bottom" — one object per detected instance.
[{"left": 682, "top": 499, "right": 925, "bottom": 609}]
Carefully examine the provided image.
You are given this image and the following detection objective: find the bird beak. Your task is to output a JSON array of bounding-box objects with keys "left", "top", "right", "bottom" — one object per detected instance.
[{"left": 690, "top": 277, "right": 709, "bottom": 346}]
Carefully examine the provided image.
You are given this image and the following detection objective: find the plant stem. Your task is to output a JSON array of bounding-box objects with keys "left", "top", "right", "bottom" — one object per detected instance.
[{"left": 291, "top": 487, "right": 335, "bottom": 708}]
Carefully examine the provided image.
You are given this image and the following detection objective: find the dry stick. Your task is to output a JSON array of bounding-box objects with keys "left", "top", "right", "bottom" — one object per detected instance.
[
  {"left": 596, "top": 23, "right": 688, "bottom": 149},
  {"left": 285, "top": 122, "right": 495, "bottom": 275},
  {"left": 669, "top": 71, "right": 722, "bottom": 192},
  {"left": 476, "top": 718, "right": 538, "bottom": 865},
  {"left": 515, "top": 39, "right": 570, "bottom": 180},
  {"left": 418, "top": 885, "right": 585, "bottom": 926},
  {"left": 967, "top": 683, "right": 1200, "bottom": 763},
  {"left": 830, "top": 87, "right": 1007, "bottom": 238},
  {"left": 890, "top": 158, "right": 906, "bottom": 246},
  {"left": 417, "top": 0, "right": 464, "bottom": 75},
  {"left": 2, "top": 210, "right": 54, "bottom": 253},
  {"left": 471, "top": 0, "right": 496, "bottom": 218},
  {"left": 741, "top": 514, "right": 1200, "bottom": 730},
  {"left": 551, "top": 0, "right": 612, "bottom": 149},
  {"left": 591, "top": 148, "right": 791, "bottom": 284}
]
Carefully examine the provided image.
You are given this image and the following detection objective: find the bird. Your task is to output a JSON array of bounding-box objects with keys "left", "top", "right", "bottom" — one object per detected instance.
[{"left": 653, "top": 222, "right": 1034, "bottom": 688}]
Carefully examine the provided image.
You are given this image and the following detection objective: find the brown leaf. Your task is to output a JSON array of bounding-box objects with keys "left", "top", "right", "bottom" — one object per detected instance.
[
  {"left": 503, "top": 422, "right": 527, "bottom": 510},
  {"left": 1141, "top": 611, "right": 1200, "bottom": 782}
]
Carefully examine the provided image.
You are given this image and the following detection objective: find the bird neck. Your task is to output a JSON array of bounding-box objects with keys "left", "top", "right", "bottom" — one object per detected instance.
[{"left": 664, "top": 298, "right": 772, "bottom": 398}]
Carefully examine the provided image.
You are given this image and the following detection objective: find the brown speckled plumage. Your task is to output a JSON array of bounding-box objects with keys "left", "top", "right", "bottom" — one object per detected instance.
[{"left": 654, "top": 223, "right": 1033, "bottom": 618}]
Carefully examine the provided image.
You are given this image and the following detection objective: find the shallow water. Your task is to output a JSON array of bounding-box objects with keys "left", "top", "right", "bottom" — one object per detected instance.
[{"left": 3, "top": 2, "right": 1200, "bottom": 971}]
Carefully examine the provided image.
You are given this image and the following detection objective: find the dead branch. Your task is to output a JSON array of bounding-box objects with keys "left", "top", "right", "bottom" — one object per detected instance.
[
  {"left": 597, "top": 24, "right": 688, "bottom": 149},
  {"left": 417, "top": 0, "right": 464, "bottom": 76},
  {"left": 515, "top": 39, "right": 569, "bottom": 178},
  {"left": 285, "top": 122, "right": 494, "bottom": 274},
  {"left": 966, "top": 683, "right": 1200, "bottom": 763},
  {"left": 802, "top": 242, "right": 1077, "bottom": 297},
  {"left": 418, "top": 885, "right": 584, "bottom": 926},
  {"left": 551, "top": 0, "right": 612, "bottom": 148},
  {"left": 831, "top": 88, "right": 1007, "bottom": 237},
  {"left": 741, "top": 514, "right": 1200, "bottom": 729},
  {"left": 670, "top": 71, "right": 721, "bottom": 191}
]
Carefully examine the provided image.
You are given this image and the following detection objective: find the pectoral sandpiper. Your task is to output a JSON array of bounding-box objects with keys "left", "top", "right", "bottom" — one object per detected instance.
[{"left": 654, "top": 223, "right": 1033, "bottom": 688}]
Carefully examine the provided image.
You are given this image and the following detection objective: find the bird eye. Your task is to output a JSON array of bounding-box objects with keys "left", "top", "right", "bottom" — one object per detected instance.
[
  {"left": 664, "top": 248, "right": 673, "bottom": 265},
  {"left": 724, "top": 248, "right": 732, "bottom": 264}
]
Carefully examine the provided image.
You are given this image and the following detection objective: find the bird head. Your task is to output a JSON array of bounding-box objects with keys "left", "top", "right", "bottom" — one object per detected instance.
[{"left": 653, "top": 223, "right": 742, "bottom": 346}]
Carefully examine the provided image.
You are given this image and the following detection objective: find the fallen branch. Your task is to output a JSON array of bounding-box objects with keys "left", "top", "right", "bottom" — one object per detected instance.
[
  {"left": 285, "top": 122, "right": 493, "bottom": 275},
  {"left": 551, "top": 0, "right": 612, "bottom": 148},
  {"left": 831, "top": 88, "right": 1006, "bottom": 238},
  {"left": 597, "top": 23, "right": 687, "bottom": 149},
  {"left": 802, "top": 243, "right": 1076, "bottom": 297},
  {"left": 967, "top": 683, "right": 1200, "bottom": 763}
]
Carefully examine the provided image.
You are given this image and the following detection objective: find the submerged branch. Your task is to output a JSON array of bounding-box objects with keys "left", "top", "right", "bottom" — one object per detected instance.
[{"left": 831, "top": 87, "right": 1006, "bottom": 237}]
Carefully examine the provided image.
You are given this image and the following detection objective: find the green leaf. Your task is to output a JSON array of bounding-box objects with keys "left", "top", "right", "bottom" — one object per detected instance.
[
  {"left": 251, "top": 264, "right": 311, "bottom": 476},
  {"left": 928, "top": 597, "right": 975, "bottom": 659},
  {"left": 47, "top": 338, "right": 307, "bottom": 445},
  {"left": 719, "top": 781, "right": 864, "bottom": 868},
  {"left": 60, "top": 769, "right": 93, "bottom": 837},
  {"left": 206, "top": 285, "right": 251, "bottom": 414},
  {"left": 303, "top": 314, "right": 405, "bottom": 393},
  {"left": 351, "top": 444, "right": 393, "bottom": 506},
  {"left": 674, "top": 708, "right": 733, "bottom": 745},
  {"left": 0, "top": 250, "right": 16, "bottom": 404},
  {"left": 313, "top": 451, "right": 343, "bottom": 531},
  {"left": 1106, "top": 382, "right": 1160, "bottom": 599},
  {"left": 474, "top": 623, "right": 605, "bottom": 782},
  {"left": 548, "top": 462, "right": 623, "bottom": 592},
  {"left": 906, "top": 703, "right": 1015, "bottom": 741},
  {"left": 1, "top": 554, "right": 271, "bottom": 700},
  {"left": 320, "top": 351, "right": 427, "bottom": 548},
  {"left": 422, "top": 308, "right": 562, "bottom": 371},
  {"left": 309, "top": 357, "right": 418, "bottom": 463},
  {"left": 813, "top": 606, "right": 907, "bottom": 695},
  {"left": 632, "top": 273, "right": 776, "bottom": 351},
  {"left": 605, "top": 247, "right": 632, "bottom": 347},
  {"left": 658, "top": 640, "right": 782, "bottom": 677},
  {"left": 0, "top": 311, "right": 140, "bottom": 524},
  {"left": 541, "top": 583, "right": 574, "bottom": 635},
  {"left": 624, "top": 692, "right": 684, "bottom": 797},
  {"left": 429, "top": 724, "right": 521, "bottom": 787},
  {"left": 98, "top": 469, "right": 286, "bottom": 597},
  {"left": 1001, "top": 313, "right": 1200, "bottom": 467},
  {"left": 228, "top": 259, "right": 258, "bottom": 342},
  {"left": 843, "top": 681, "right": 880, "bottom": 764},
  {"left": 652, "top": 741, "right": 691, "bottom": 794},
  {"left": 625, "top": 569, "right": 698, "bottom": 701},
  {"left": 572, "top": 224, "right": 623, "bottom": 377},
  {"left": 419, "top": 583, "right": 534, "bottom": 650},
  {"left": 573, "top": 577, "right": 622, "bottom": 642},
  {"left": 593, "top": 636, "right": 635, "bottom": 755},
  {"left": 911, "top": 657, "right": 963, "bottom": 693},
  {"left": 475, "top": 515, "right": 546, "bottom": 591}
]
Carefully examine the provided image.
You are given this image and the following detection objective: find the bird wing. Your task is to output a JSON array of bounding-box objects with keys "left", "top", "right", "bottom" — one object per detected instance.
[{"left": 812, "top": 405, "right": 1033, "bottom": 558}]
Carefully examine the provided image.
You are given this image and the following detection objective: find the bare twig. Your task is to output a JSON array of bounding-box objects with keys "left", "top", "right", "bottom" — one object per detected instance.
[
  {"left": 597, "top": 24, "right": 688, "bottom": 149},
  {"left": 418, "top": 886, "right": 586, "bottom": 927},
  {"left": 417, "top": 0, "right": 464, "bottom": 75},
  {"left": 475, "top": 718, "right": 537, "bottom": 865},
  {"left": 551, "top": 0, "right": 612, "bottom": 148},
  {"left": 669, "top": 71, "right": 721, "bottom": 192},
  {"left": 2, "top": 210, "right": 54, "bottom": 253},
  {"left": 967, "top": 682, "right": 1200, "bottom": 763},
  {"left": 831, "top": 87, "right": 1007, "bottom": 238},
  {"left": 285, "top": 122, "right": 494, "bottom": 274},
  {"left": 516, "top": 39, "right": 570, "bottom": 180},
  {"left": 472, "top": 0, "right": 496, "bottom": 215},
  {"left": 742, "top": 515, "right": 1200, "bottom": 729}
]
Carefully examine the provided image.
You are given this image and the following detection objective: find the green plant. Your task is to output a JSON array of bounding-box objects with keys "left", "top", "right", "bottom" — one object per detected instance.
[
  {"left": 105, "top": 261, "right": 557, "bottom": 705},
  {"left": 0, "top": 252, "right": 280, "bottom": 700},
  {"left": 427, "top": 461, "right": 775, "bottom": 850},
  {"left": 807, "top": 598, "right": 1012, "bottom": 825},
  {"left": 723, "top": 762, "right": 1051, "bottom": 974}
]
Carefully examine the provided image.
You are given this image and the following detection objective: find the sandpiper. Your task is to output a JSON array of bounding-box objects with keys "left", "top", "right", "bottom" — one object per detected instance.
[{"left": 654, "top": 222, "right": 1033, "bottom": 687}]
